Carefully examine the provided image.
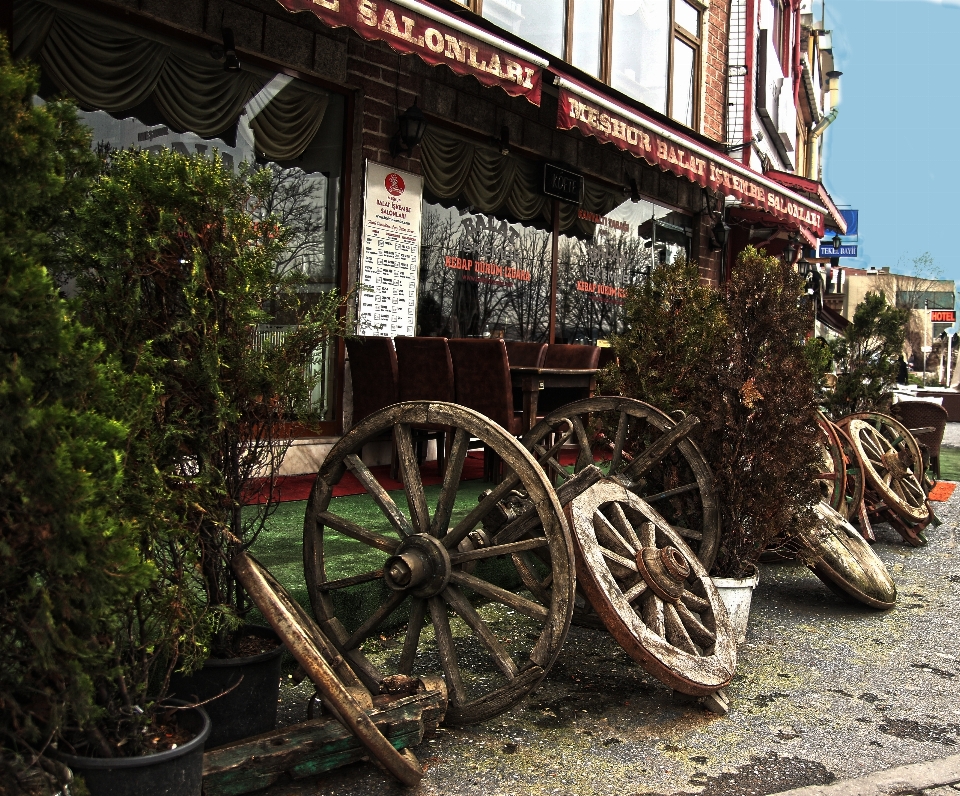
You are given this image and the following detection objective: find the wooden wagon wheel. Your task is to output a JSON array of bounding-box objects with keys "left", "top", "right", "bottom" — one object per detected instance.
[
  {"left": 232, "top": 552, "right": 425, "bottom": 785},
  {"left": 838, "top": 413, "right": 929, "bottom": 536},
  {"left": 566, "top": 481, "right": 736, "bottom": 696},
  {"left": 520, "top": 397, "right": 720, "bottom": 571},
  {"left": 798, "top": 503, "right": 897, "bottom": 610},
  {"left": 815, "top": 411, "right": 847, "bottom": 515},
  {"left": 303, "top": 401, "right": 575, "bottom": 726},
  {"left": 833, "top": 423, "right": 873, "bottom": 541}
]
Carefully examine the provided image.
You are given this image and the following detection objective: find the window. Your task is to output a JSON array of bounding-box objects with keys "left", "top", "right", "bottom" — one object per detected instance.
[
  {"left": 772, "top": 0, "right": 790, "bottom": 71},
  {"left": 475, "top": 0, "right": 702, "bottom": 126}
]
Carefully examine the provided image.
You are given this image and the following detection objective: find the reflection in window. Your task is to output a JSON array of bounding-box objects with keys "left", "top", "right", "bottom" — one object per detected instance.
[
  {"left": 671, "top": 38, "right": 696, "bottom": 128},
  {"left": 571, "top": 0, "right": 604, "bottom": 77},
  {"left": 418, "top": 206, "right": 553, "bottom": 340},
  {"left": 611, "top": 0, "right": 670, "bottom": 114},
  {"left": 75, "top": 88, "right": 345, "bottom": 419},
  {"left": 483, "top": 0, "right": 565, "bottom": 59}
]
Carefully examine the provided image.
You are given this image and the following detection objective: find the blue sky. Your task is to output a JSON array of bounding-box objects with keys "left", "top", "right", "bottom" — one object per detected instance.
[{"left": 823, "top": 0, "right": 960, "bottom": 286}]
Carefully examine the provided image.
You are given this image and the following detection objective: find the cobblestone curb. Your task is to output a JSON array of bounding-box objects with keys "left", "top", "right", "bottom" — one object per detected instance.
[{"left": 771, "top": 754, "right": 960, "bottom": 796}]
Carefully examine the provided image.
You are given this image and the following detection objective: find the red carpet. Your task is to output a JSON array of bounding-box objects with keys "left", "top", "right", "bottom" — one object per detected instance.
[
  {"left": 928, "top": 481, "right": 957, "bottom": 502},
  {"left": 243, "top": 451, "right": 488, "bottom": 504}
]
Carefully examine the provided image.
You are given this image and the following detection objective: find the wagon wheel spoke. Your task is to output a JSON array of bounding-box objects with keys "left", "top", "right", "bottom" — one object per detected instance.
[
  {"left": 394, "top": 424, "right": 430, "bottom": 536},
  {"left": 608, "top": 412, "right": 630, "bottom": 473},
  {"left": 622, "top": 580, "right": 649, "bottom": 603},
  {"left": 664, "top": 603, "right": 699, "bottom": 654},
  {"left": 430, "top": 428, "right": 471, "bottom": 537},
  {"left": 448, "top": 570, "right": 548, "bottom": 621},
  {"left": 594, "top": 510, "right": 636, "bottom": 556},
  {"left": 620, "top": 414, "right": 700, "bottom": 482},
  {"left": 428, "top": 597, "right": 468, "bottom": 708},
  {"left": 442, "top": 472, "right": 522, "bottom": 551},
  {"left": 610, "top": 501, "right": 642, "bottom": 549},
  {"left": 570, "top": 414, "right": 596, "bottom": 472},
  {"left": 443, "top": 585, "right": 519, "bottom": 679},
  {"left": 641, "top": 592, "right": 666, "bottom": 637},
  {"left": 448, "top": 537, "right": 549, "bottom": 565},
  {"left": 345, "top": 454, "right": 413, "bottom": 538},
  {"left": 398, "top": 598, "right": 427, "bottom": 675},
  {"left": 644, "top": 482, "right": 700, "bottom": 504},
  {"left": 319, "top": 569, "right": 385, "bottom": 592},
  {"left": 343, "top": 591, "right": 408, "bottom": 651},
  {"left": 317, "top": 511, "right": 399, "bottom": 554}
]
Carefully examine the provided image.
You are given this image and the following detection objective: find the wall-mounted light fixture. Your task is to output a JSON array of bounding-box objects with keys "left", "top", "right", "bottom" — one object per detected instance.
[
  {"left": 390, "top": 101, "right": 427, "bottom": 158},
  {"left": 495, "top": 125, "right": 510, "bottom": 155},
  {"left": 221, "top": 28, "right": 240, "bottom": 71},
  {"left": 710, "top": 218, "right": 730, "bottom": 250},
  {"left": 831, "top": 233, "right": 842, "bottom": 250}
]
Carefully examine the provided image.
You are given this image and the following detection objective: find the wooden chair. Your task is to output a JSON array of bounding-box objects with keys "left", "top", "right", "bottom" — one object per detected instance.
[
  {"left": 505, "top": 341, "right": 547, "bottom": 368},
  {"left": 395, "top": 336, "right": 455, "bottom": 474},
  {"left": 447, "top": 339, "right": 524, "bottom": 480},
  {"left": 539, "top": 343, "right": 601, "bottom": 414},
  {"left": 892, "top": 400, "right": 949, "bottom": 480},
  {"left": 345, "top": 336, "right": 399, "bottom": 468}
]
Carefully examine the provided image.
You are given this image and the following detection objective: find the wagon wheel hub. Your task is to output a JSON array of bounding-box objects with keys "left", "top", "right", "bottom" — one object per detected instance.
[
  {"left": 636, "top": 545, "right": 690, "bottom": 604},
  {"left": 880, "top": 450, "right": 906, "bottom": 481},
  {"left": 384, "top": 534, "right": 451, "bottom": 598}
]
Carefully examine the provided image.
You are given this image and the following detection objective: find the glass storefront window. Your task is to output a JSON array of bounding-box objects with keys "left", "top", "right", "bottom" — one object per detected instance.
[
  {"left": 417, "top": 205, "right": 553, "bottom": 340},
  {"left": 558, "top": 198, "right": 690, "bottom": 343},
  {"left": 417, "top": 198, "right": 689, "bottom": 344},
  {"left": 571, "top": 0, "right": 604, "bottom": 77},
  {"left": 76, "top": 85, "right": 346, "bottom": 421},
  {"left": 671, "top": 38, "right": 696, "bottom": 128},
  {"left": 482, "top": 0, "right": 566, "bottom": 59},
  {"left": 610, "top": 0, "right": 670, "bottom": 114}
]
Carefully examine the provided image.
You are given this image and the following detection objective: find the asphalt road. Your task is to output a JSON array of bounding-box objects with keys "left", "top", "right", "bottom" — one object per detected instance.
[{"left": 266, "top": 481, "right": 960, "bottom": 796}]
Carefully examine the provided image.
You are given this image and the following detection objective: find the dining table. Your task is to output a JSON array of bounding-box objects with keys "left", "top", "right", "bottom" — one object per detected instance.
[{"left": 510, "top": 366, "right": 600, "bottom": 431}]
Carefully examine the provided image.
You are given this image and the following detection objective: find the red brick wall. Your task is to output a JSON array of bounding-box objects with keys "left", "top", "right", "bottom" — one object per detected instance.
[{"left": 703, "top": 0, "right": 730, "bottom": 143}]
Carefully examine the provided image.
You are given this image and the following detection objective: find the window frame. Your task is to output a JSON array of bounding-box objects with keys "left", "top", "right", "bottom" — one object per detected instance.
[{"left": 465, "top": 0, "right": 705, "bottom": 128}]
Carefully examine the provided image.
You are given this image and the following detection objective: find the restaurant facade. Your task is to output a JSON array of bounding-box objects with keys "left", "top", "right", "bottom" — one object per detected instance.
[{"left": 9, "top": 0, "right": 839, "bottom": 468}]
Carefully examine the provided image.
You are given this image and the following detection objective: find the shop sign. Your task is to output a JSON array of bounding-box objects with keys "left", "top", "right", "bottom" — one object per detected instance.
[
  {"left": 818, "top": 244, "right": 857, "bottom": 257},
  {"left": 543, "top": 164, "right": 583, "bottom": 204},
  {"left": 277, "top": 0, "right": 543, "bottom": 105},
  {"left": 358, "top": 161, "right": 424, "bottom": 337},
  {"left": 931, "top": 310, "right": 956, "bottom": 323},
  {"left": 556, "top": 89, "right": 825, "bottom": 237}
]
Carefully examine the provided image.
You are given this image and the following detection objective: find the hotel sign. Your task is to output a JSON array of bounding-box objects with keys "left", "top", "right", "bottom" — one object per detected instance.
[
  {"left": 556, "top": 89, "right": 825, "bottom": 236},
  {"left": 277, "top": 0, "right": 543, "bottom": 105},
  {"left": 931, "top": 310, "right": 956, "bottom": 323}
]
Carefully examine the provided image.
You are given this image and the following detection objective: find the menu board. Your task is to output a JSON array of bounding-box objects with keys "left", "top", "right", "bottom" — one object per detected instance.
[{"left": 357, "top": 161, "right": 423, "bottom": 337}]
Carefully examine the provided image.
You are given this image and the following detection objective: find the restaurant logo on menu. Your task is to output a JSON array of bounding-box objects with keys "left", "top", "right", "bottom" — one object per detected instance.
[
  {"left": 384, "top": 172, "right": 405, "bottom": 196},
  {"left": 276, "top": 0, "right": 543, "bottom": 104},
  {"left": 556, "top": 89, "right": 825, "bottom": 236}
]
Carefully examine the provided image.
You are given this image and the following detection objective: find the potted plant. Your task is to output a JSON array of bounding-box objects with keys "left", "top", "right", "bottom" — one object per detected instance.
[
  {"left": 608, "top": 248, "right": 822, "bottom": 638},
  {"left": 67, "top": 145, "right": 348, "bottom": 748},
  {"left": 0, "top": 44, "right": 210, "bottom": 796}
]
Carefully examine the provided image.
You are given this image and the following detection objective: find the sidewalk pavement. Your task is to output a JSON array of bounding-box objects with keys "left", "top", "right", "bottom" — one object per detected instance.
[{"left": 772, "top": 754, "right": 960, "bottom": 796}]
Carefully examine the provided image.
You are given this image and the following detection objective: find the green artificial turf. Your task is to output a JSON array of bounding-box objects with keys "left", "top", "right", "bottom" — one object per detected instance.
[
  {"left": 246, "top": 479, "right": 524, "bottom": 633},
  {"left": 937, "top": 447, "right": 960, "bottom": 482}
]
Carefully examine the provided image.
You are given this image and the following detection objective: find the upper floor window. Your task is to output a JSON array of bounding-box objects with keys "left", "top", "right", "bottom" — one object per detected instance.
[{"left": 467, "top": 0, "right": 703, "bottom": 126}]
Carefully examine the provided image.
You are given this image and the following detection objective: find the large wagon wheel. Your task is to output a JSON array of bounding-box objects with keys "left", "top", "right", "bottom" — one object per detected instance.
[
  {"left": 798, "top": 503, "right": 897, "bottom": 610},
  {"left": 837, "top": 413, "right": 929, "bottom": 541},
  {"left": 565, "top": 481, "right": 736, "bottom": 695},
  {"left": 303, "top": 401, "right": 575, "bottom": 726},
  {"left": 232, "top": 552, "right": 425, "bottom": 786},
  {"left": 816, "top": 411, "right": 847, "bottom": 515},
  {"left": 521, "top": 397, "right": 720, "bottom": 571},
  {"left": 833, "top": 423, "right": 873, "bottom": 540}
]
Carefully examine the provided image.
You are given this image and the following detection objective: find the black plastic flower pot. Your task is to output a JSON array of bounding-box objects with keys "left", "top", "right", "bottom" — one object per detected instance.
[
  {"left": 171, "top": 624, "right": 285, "bottom": 748},
  {"left": 56, "top": 702, "right": 210, "bottom": 796}
]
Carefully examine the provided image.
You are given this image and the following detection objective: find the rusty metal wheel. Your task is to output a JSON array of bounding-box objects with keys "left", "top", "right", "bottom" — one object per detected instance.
[
  {"left": 816, "top": 412, "right": 847, "bottom": 515},
  {"left": 566, "top": 480, "right": 736, "bottom": 696},
  {"left": 521, "top": 397, "right": 719, "bottom": 571},
  {"left": 838, "top": 413, "right": 929, "bottom": 538},
  {"left": 799, "top": 503, "right": 897, "bottom": 610},
  {"left": 232, "top": 551, "right": 425, "bottom": 785},
  {"left": 303, "top": 401, "right": 575, "bottom": 726}
]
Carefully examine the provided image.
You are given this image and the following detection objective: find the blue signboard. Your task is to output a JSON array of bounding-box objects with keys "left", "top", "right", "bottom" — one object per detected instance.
[
  {"left": 819, "top": 244, "right": 857, "bottom": 257},
  {"left": 840, "top": 209, "right": 858, "bottom": 236}
]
